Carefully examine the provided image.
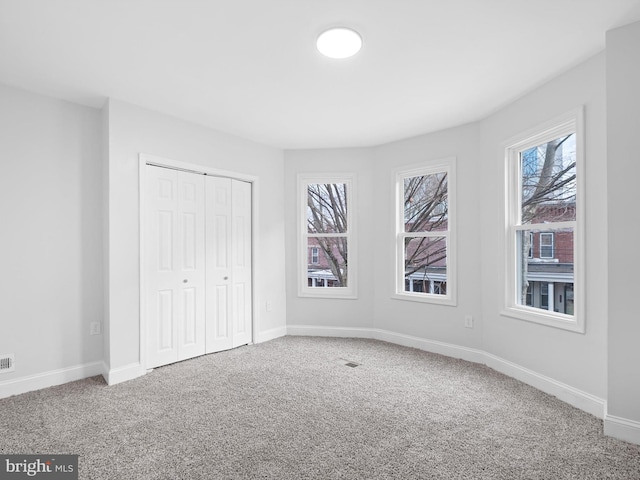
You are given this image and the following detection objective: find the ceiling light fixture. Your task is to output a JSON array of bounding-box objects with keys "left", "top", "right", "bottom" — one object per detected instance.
[{"left": 316, "top": 27, "right": 362, "bottom": 59}]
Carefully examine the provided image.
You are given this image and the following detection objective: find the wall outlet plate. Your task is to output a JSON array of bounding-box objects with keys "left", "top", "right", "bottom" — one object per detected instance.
[
  {"left": 464, "top": 315, "right": 473, "bottom": 328},
  {"left": 90, "top": 322, "right": 101, "bottom": 335}
]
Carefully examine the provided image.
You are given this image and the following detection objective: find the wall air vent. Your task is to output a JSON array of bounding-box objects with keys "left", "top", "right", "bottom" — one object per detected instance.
[{"left": 0, "top": 354, "right": 15, "bottom": 373}]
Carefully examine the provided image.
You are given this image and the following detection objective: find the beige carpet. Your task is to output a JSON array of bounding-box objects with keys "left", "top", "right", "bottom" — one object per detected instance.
[{"left": 1, "top": 336, "right": 639, "bottom": 479}]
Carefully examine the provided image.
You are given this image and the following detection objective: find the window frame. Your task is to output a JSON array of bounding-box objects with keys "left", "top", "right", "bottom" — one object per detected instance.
[
  {"left": 502, "top": 108, "right": 585, "bottom": 333},
  {"left": 392, "top": 157, "right": 457, "bottom": 306},
  {"left": 297, "top": 173, "right": 357, "bottom": 299}
]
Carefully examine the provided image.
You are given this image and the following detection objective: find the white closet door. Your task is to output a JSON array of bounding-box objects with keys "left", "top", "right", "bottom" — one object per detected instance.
[
  {"left": 231, "top": 179, "right": 252, "bottom": 348},
  {"left": 205, "top": 177, "right": 252, "bottom": 353},
  {"left": 145, "top": 166, "right": 206, "bottom": 368},
  {"left": 205, "top": 176, "right": 233, "bottom": 353}
]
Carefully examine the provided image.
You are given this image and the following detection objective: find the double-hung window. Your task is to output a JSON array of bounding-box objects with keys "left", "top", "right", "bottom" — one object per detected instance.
[
  {"left": 394, "top": 158, "right": 456, "bottom": 305},
  {"left": 298, "top": 174, "right": 356, "bottom": 298},
  {"left": 504, "top": 109, "right": 584, "bottom": 332}
]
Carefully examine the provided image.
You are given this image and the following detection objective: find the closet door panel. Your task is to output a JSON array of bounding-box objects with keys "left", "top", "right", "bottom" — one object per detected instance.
[
  {"left": 205, "top": 176, "right": 234, "bottom": 353},
  {"left": 145, "top": 166, "right": 205, "bottom": 368},
  {"left": 146, "top": 166, "right": 179, "bottom": 368},
  {"left": 231, "top": 179, "right": 252, "bottom": 348},
  {"left": 176, "top": 171, "right": 206, "bottom": 361}
]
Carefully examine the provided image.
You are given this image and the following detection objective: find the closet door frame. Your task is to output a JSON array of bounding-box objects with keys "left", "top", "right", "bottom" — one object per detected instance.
[{"left": 138, "top": 153, "right": 258, "bottom": 371}]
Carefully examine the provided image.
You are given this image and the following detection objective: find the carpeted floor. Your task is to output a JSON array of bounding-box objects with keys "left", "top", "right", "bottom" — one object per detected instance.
[{"left": 1, "top": 336, "right": 639, "bottom": 479}]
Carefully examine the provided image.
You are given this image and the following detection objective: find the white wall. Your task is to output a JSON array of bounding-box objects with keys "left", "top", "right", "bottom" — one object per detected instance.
[
  {"left": 606, "top": 20, "right": 640, "bottom": 441},
  {"left": 105, "top": 99, "right": 287, "bottom": 382},
  {"left": 284, "top": 148, "right": 376, "bottom": 332},
  {"left": 373, "top": 123, "right": 483, "bottom": 348},
  {"left": 284, "top": 124, "right": 483, "bottom": 348},
  {"left": 480, "top": 53, "right": 608, "bottom": 400},
  {"left": 0, "top": 83, "right": 103, "bottom": 395},
  {"left": 283, "top": 53, "right": 608, "bottom": 416}
]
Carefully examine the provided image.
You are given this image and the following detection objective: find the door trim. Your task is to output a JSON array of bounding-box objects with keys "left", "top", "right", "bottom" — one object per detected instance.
[{"left": 139, "top": 153, "right": 259, "bottom": 370}]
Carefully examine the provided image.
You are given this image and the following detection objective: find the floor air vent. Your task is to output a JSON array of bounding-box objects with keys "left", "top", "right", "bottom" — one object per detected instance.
[
  {"left": 0, "top": 354, "right": 15, "bottom": 373},
  {"left": 336, "top": 358, "right": 361, "bottom": 368}
]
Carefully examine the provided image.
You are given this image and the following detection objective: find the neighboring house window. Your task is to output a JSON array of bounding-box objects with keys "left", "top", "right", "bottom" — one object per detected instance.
[
  {"left": 394, "top": 158, "right": 456, "bottom": 305},
  {"left": 298, "top": 174, "right": 356, "bottom": 298},
  {"left": 539, "top": 232, "right": 554, "bottom": 259},
  {"left": 503, "top": 109, "right": 584, "bottom": 332},
  {"left": 540, "top": 282, "right": 549, "bottom": 310}
]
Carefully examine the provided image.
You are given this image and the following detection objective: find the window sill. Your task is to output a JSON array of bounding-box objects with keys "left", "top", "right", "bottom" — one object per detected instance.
[
  {"left": 392, "top": 293, "right": 457, "bottom": 307},
  {"left": 298, "top": 290, "right": 357, "bottom": 300},
  {"left": 500, "top": 306, "right": 584, "bottom": 333}
]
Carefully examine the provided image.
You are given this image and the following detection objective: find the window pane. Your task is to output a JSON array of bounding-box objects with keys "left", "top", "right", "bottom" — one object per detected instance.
[
  {"left": 307, "top": 237, "right": 348, "bottom": 288},
  {"left": 516, "top": 228, "right": 574, "bottom": 314},
  {"left": 404, "top": 236, "right": 447, "bottom": 295},
  {"left": 404, "top": 172, "right": 448, "bottom": 232},
  {"left": 307, "top": 183, "right": 348, "bottom": 234},
  {"left": 521, "top": 133, "right": 576, "bottom": 224}
]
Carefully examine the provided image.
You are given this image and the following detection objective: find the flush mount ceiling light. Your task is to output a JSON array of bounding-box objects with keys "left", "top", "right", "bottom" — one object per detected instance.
[{"left": 316, "top": 27, "right": 362, "bottom": 59}]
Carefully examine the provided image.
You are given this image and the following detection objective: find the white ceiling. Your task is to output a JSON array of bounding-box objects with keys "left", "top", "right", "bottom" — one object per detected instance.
[{"left": 1, "top": 0, "right": 640, "bottom": 149}]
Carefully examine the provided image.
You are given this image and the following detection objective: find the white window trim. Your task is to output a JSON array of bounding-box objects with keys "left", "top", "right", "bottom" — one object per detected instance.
[
  {"left": 297, "top": 173, "right": 357, "bottom": 299},
  {"left": 392, "top": 157, "right": 457, "bottom": 306},
  {"left": 502, "top": 108, "right": 585, "bottom": 333}
]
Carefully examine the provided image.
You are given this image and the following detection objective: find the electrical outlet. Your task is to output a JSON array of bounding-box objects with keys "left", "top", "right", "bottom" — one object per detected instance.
[
  {"left": 90, "top": 322, "right": 101, "bottom": 335},
  {"left": 464, "top": 315, "right": 473, "bottom": 328},
  {"left": 266, "top": 301, "right": 273, "bottom": 312}
]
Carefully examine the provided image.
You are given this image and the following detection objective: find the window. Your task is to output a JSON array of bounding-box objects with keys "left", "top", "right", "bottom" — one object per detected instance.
[
  {"left": 540, "top": 282, "right": 549, "bottom": 309},
  {"left": 539, "top": 232, "right": 554, "bottom": 259},
  {"left": 310, "top": 246, "right": 319, "bottom": 264},
  {"left": 504, "top": 109, "right": 584, "bottom": 332},
  {"left": 298, "top": 174, "right": 356, "bottom": 298},
  {"left": 394, "top": 158, "right": 456, "bottom": 305}
]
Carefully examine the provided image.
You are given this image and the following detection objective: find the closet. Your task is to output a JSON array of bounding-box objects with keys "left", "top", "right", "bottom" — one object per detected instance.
[{"left": 144, "top": 164, "right": 252, "bottom": 369}]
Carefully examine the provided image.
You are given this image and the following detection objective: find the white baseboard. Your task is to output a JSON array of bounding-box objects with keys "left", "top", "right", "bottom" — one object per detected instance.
[
  {"left": 373, "top": 329, "right": 486, "bottom": 364},
  {"left": 0, "top": 361, "right": 103, "bottom": 399},
  {"left": 286, "top": 324, "right": 606, "bottom": 420},
  {"left": 254, "top": 325, "right": 287, "bottom": 344},
  {"left": 103, "top": 362, "right": 146, "bottom": 386},
  {"left": 604, "top": 414, "right": 640, "bottom": 445},
  {"left": 287, "top": 324, "right": 375, "bottom": 338},
  {"left": 483, "top": 353, "right": 606, "bottom": 418}
]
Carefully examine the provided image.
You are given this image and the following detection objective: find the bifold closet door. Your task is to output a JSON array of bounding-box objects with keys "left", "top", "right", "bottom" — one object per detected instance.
[
  {"left": 145, "top": 166, "right": 206, "bottom": 369},
  {"left": 205, "top": 176, "right": 252, "bottom": 353}
]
